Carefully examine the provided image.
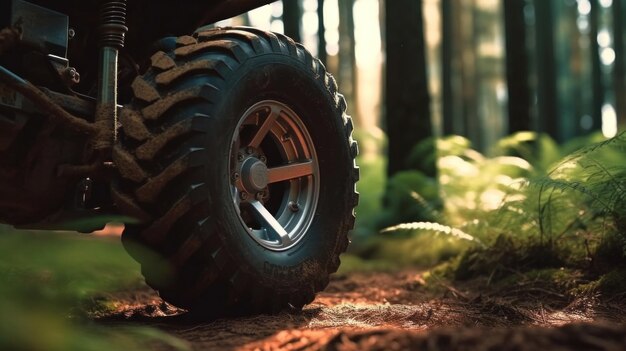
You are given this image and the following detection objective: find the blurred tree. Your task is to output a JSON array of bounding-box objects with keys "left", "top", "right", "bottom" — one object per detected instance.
[
  {"left": 441, "top": 0, "right": 457, "bottom": 136},
  {"left": 318, "top": 0, "right": 327, "bottom": 65},
  {"left": 504, "top": 0, "right": 531, "bottom": 134},
  {"left": 589, "top": 0, "right": 604, "bottom": 132},
  {"left": 338, "top": 0, "right": 358, "bottom": 123},
  {"left": 555, "top": 0, "right": 583, "bottom": 140},
  {"left": 534, "top": 0, "right": 559, "bottom": 141},
  {"left": 384, "top": 0, "right": 434, "bottom": 177},
  {"left": 614, "top": 0, "right": 626, "bottom": 127},
  {"left": 283, "top": 0, "right": 302, "bottom": 42}
]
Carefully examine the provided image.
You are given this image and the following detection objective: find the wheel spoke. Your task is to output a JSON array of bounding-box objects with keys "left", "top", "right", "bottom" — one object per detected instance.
[
  {"left": 249, "top": 200, "right": 292, "bottom": 246},
  {"left": 267, "top": 160, "right": 314, "bottom": 184},
  {"left": 248, "top": 105, "right": 280, "bottom": 149}
]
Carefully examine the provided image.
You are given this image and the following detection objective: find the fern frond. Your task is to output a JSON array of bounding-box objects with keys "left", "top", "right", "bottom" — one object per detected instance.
[
  {"left": 381, "top": 221, "right": 484, "bottom": 247},
  {"left": 550, "top": 132, "right": 626, "bottom": 175},
  {"left": 533, "top": 178, "right": 615, "bottom": 214}
]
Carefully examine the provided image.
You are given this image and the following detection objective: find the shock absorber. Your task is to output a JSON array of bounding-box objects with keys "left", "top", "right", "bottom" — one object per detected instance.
[{"left": 94, "top": 0, "right": 128, "bottom": 150}]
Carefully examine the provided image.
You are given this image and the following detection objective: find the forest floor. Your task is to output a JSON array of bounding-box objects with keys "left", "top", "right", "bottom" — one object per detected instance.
[{"left": 94, "top": 268, "right": 626, "bottom": 351}]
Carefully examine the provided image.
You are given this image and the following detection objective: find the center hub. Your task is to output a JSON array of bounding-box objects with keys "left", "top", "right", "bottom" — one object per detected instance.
[{"left": 241, "top": 157, "right": 268, "bottom": 192}]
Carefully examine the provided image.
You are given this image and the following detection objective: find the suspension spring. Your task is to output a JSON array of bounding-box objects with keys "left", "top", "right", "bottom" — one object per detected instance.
[{"left": 99, "top": 1, "right": 128, "bottom": 49}]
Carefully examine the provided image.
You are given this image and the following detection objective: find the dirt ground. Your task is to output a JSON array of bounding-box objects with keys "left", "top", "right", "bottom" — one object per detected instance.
[{"left": 95, "top": 268, "right": 626, "bottom": 351}]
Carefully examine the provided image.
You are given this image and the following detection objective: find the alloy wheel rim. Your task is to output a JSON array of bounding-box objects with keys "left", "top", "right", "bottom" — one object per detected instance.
[{"left": 229, "top": 100, "right": 319, "bottom": 251}]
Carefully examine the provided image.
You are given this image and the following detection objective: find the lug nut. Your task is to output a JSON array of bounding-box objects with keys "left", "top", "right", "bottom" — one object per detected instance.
[
  {"left": 232, "top": 172, "right": 240, "bottom": 181},
  {"left": 260, "top": 155, "right": 267, "bottom": 163},
  {"left": 237, "top": 153, "right": 244, "bottom": 161},
  {"left": 240, "top": 192, "right": 248, "bottom": 200},
  {"left": 246, "top": 146, "right": 254, "bottom": 155},
  {"left": 256, "top": 192, "right": 264, "bottom": 201},
  {"left": 288, "top": 201, "right": 299, "bottom": 212}
]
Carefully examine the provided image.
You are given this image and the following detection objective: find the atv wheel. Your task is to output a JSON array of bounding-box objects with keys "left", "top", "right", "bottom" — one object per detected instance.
[{"left": 113, "top": 27, "right": 359, "bottom": 314}]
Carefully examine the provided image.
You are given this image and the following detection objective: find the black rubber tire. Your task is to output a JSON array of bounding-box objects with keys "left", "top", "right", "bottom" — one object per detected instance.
[{"left": 113, "top": 27, "right": 359, "bottom": 315}]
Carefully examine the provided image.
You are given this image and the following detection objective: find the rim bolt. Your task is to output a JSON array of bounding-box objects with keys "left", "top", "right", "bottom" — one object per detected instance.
[
  {"left": 246, "top": 146, "right": 254, "bottom": 155},
  {"left": 237, "top": 153, "right": 244, "bottom": 161},
  {"left": 232, "top": 172, "right": 240, "bottom": 181},
  {"left": 288, "top": 201, "right": 299, "bottom": 212},
  {"left": 240, "top": 192, "right": 248, "bottom": 200}
]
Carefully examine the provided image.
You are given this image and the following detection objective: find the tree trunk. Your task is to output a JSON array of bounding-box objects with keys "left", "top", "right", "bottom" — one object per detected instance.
[
  {"left": 441, "top": 0, "right": 456, "bottom": 136},
  {"left": 317, "top": 0, "right": 327, "bottom": 65},
  {"left": 533, "top": 0, "right": 559, "bottom": 141},
  {"left": 338, "top": 0, "right": 358, "bottom": 123},
  {"left": 504, "top": 0, "right": 531, "bottom": 134},
  {"left": 589, "top": 0, "right": 604, "bottom": 133},
  {"left": 385, "top": 0, "right": 434, "bottom": 177},
  {"left": 459, "top": 0, "right": 478, "bottom": 147},
  {"left": 613, "top": 0, "right": 626, "bottom": 128},
  {"left": 282, "top": 0, "right": 302, "bottom": 42}
]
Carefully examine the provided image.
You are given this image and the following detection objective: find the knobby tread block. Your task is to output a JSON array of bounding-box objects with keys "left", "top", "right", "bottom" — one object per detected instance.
[
  {"left": 245, "top": 27, "right": 282, "bottom": 53},
  {"left": 198, "top": 29, "right": 266, "bottom": 54},
  {"left": 136, "top": 114, "right": 211, "bottom": 161},
  {"left": 111, "top": 185, "right": 152, "bottom": 222},
  {"left": 141, "top": 84, "right": 218, "bottom": 120},
  {"left": 174, "top": 40, "right": 246, "bottom": 63},
  {"left": 155, "top": 60, "right": 227, "bottom": 86},
  {"left": 345, "top": 117, "right": 354, "bottom": 137},
  {"left": 112, "top": 145, "right": 148, "bottom": 182},
  {"left": 141, "top": 183, "right": 207, "bottom": 245},
  {"left": 169, "top": 228, "right": 204, "bottom": 269},
  {"left": 176, "top": 35, "right": 197, "bottom": 47},
  {"left": 131, "top": 76, "right": 161, "bottom": 103},
  {"left": 352, "top": 165, "right": 361, "bottom": 182},
  {"left": 350, "top": 140, "right": 359, "bottom": 158},
  {"left": 120, "top": 109, "right": 151, "bottom": 141},
  {"left": 135, "top": 148, "right": 205, "bottom": 203},
  {"left": 150, "top": 51, "right": 176, "bottom": 71}
]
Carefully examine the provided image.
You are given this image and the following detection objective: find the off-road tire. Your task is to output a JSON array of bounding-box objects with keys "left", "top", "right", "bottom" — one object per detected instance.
[{"left": 113, "top": 27, "right": 359, "bottom": 314}]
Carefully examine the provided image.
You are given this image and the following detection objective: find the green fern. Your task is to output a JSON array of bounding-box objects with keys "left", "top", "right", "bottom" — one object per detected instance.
[
  {"left": 529, "top": 132, "right": 626, "bottom": 252},
  {"left": 382, "top": 221, "right": 484, "bottom": 247},
  {"left": 380, "top": 131, "right": 625, "bottom": 267}
]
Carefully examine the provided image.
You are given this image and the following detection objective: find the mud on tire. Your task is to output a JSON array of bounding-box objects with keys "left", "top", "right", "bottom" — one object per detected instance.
[{"left": 112, "top": 27, "right": 359, "bottom": 314}]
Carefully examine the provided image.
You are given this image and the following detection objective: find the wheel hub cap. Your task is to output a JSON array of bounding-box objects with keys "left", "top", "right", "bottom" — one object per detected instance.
[{"left": 241, "top": 157, "right": 268, "bottom": 193}]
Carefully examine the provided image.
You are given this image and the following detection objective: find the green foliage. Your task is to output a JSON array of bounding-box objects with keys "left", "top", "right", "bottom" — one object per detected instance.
[
  {"left": 337, "top": 254, "right": 400, "bottom": 274},
  {"left": 371, "top": 131, "right": 625, "bottom": 290},
  {"left": 358, "top": 233, "right": 469, "bottom": 267},
  {"left": 376, "top": 171, "right": 441, "bottom": 229},
  {"left": 531, "top": 133, "right": 626, "bottom": 249},
  {"left": 454, "top": 235, "right": 567, "bottom": 281},
  {"left": 576, "top": 266, "right": 626, "bottom": 296},
  {"left": 491, "top": 131, "right": 562, "bottom": 173},
  {"left": 0, "top": 225, "right": 188, "bottom": 351}
]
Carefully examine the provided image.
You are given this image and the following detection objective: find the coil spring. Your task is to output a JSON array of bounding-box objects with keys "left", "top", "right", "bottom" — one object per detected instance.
[{"left": 99, "top": 0, "right": 128, "bottom": 48}]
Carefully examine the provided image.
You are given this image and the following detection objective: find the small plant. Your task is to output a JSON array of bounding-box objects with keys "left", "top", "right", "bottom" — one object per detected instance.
[{"left": 378, "top": 131, "right": 625, "bottom": 288}]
